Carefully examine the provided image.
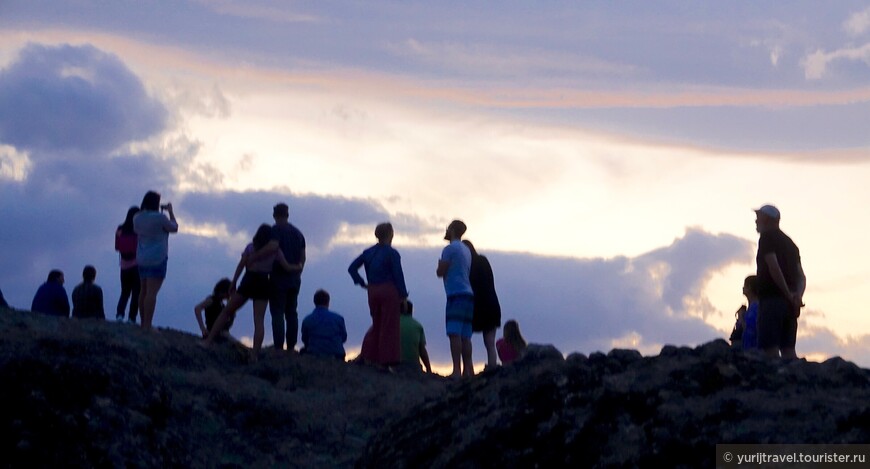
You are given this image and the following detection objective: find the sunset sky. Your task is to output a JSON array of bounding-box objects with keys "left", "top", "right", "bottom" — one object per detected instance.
[{"left": 2, "top": 1, "right": 870, "bottom": 369}]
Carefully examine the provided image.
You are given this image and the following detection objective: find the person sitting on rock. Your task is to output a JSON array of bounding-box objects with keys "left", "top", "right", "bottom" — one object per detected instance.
[
  {"left": 194, "top": 278, "right": 233, "bottom": 339},
  {"left": 203, "top": 224, "right": 301, "bottom": 362},
  {"left": 300, "top": 289, "right": 347, "bottom": 360},
  {"left": 399, "top": 300, "right": 432, "bottom": 373},
  {"left": 72, "top": 265, "right": 105, "bottom": 319},
  {"left": 497, "top": 319, "right": 527, "bottom": 365},
  {"left": 31, "top": 270, "right": 70, "bottom": 317}
]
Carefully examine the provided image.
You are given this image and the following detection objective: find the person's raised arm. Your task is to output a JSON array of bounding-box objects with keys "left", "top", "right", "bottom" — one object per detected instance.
[
  {"left": 163, "top": 204, "right": 179, "bottom": 233},
  {"left": 348, "top": 253, "right": 367, "bottom": 288}
]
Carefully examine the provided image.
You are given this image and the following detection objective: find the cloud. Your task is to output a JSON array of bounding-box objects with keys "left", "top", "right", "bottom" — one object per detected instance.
[
  {"left": 193, "top": 0, "right": 321, "bottom": 24},
  {"left": 844, "top": 7, "right": 870, "bottom": 36},
  {"left": 0, "top": 43, "right": 167, "bottom": 154},
  {"left": 391, "top": 39, "right": 639, "bottom": 81},
  {"left": 798, "top": 323, "right": 870, "bottom": 364},
  {"left": 179, "top": 190, "right": 437, "bottom": 254},
  {"left": 635, "top": 228, "right": 754, "bottom": 318},
  {"left": 803, "top": 43, "right": 870, "bottom": 80}
]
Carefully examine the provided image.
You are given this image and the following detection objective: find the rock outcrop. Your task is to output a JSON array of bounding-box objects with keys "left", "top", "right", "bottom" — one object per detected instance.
[
  {"left": 358, "top": 342, "right": 870, "bottom": 468},
  {"left": 0, "top": 308, "right": 446, "bottom": 468},
  {"left": 3, "top": 306, "right": 870, "bottom": 469}
]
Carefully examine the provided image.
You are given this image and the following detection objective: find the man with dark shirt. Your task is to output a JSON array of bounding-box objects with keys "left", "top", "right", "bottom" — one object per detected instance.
[
  {"left": 268, "top": 203, "right": 306, "bottom": 352},
  {"left": 31, "top": 270, "right": 70, "bottom": 317},
  {"left": 754, "top": 204, "right": 806, "bottom": 359}
]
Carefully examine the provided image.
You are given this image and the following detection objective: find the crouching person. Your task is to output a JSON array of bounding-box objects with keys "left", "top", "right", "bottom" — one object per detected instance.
[{"left": 300, "top": 289, "right": 347, "bottom": 360}]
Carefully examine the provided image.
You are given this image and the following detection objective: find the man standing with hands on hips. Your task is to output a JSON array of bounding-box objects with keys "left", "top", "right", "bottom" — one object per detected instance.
[
  {"left": 754, "top": 204, "right": 806, "bottom": 359},
  {"left": 437, "top": 219, "right": 474, "bottom": 378}
]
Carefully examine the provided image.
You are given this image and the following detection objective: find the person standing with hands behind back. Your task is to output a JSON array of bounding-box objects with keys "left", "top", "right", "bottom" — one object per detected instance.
[
  {"left": 754, "top": 204, "right": 806, "bottom": 359},
  {"left": 134, "top": 191, "right": 178, "bottom": 331}
]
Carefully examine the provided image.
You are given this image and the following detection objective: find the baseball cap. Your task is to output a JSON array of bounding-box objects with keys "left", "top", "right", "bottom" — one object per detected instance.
[{"left": 754, "top": 204, "right": 780, "bottom": 219}]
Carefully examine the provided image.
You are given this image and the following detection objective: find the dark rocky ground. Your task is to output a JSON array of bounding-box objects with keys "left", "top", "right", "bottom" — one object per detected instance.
[
  {"left": 3, "top": 306, "right": 870, "bottom": 468},
  {"left": 359, "top": 343, "right": 870, "bottom": 468},
  {"left": 0, "top": 307, "right": 447, "bottom": 468}
]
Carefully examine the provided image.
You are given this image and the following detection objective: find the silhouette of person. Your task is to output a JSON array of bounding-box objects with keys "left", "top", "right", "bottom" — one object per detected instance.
[
  {"left": 437, "top": 220, "right": 474, "bottom": 378},
  {"left": 204, "top": 224, "right": 297, "bottom": 362},
  {"left": 754, "top": 205, "right": 806, "bottom": 359},
  {"left": 249, "top": 202, "right": 307, "bottom": 353},
  {"left": 115, "top": 206, "right": 140, "bottom": 322},
  {"left": 72, "top": 265, "right": 105, "bottom": 319},
  {"left": 729, "top": 307, "right": 745, "bottom": 348},
  {"left": 133, "top": 191, "right": 178, "bottom": 330},
  {"left": 194, "top": 278, "right": 233, "bottom": 339},
  {"left": 463, "top": 240, "right": 502, "bottom": 369},
  {"left": 741, "top": 275, "right": 760, "bottom": 350},
  {"left": 348, "top": 222, "right": 408, "bottom": 367},
  {"left": 31, "top": 270, "right": 70, "bottom": 317},
  {"left": 497, "top": 319, "right": 527, "bottom": 365},
  {"left": 300, "top": 289, "right": 347, "bottom": 360},
  {"left": 399, "top": 300, "right": 432, "bottom": 373}
]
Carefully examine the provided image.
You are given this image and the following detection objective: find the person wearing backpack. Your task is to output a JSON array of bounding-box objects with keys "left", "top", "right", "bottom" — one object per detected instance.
[{"left": 115, "top": 206, "right": 140, "bottom": 322}]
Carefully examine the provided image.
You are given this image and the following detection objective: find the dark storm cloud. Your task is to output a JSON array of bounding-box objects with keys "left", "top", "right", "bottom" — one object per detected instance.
[
  {"left": 0, "top": 43, "right": 174, "bottom": 299},
  {"left": 0, "top": 43, "right": 167, "bottom": 155}
]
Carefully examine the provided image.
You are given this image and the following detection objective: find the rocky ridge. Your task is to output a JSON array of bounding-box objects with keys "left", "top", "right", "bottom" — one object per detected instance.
[
  {"left": 0, "top": 307, "right": 446, "bottom": 468},
  {"left": 358, "top": 342, "right": 870, "bottom": 468},
  {"left": 2, "top": 306, "right": 869, "bottom": 468}
]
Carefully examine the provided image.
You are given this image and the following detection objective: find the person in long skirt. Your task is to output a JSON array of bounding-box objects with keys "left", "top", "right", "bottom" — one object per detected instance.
[{"left": 348, "top": 223, "right": 408, "bottom": 367}]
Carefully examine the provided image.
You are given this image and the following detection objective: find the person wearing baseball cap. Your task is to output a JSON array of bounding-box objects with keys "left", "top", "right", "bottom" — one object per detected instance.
[{"left": 753, "top": 204, "right": 806, "bottom": 359}]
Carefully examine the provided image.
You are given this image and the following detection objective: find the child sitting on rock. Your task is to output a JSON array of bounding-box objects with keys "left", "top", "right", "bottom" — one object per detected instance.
[
  {"left": 194, "top": 278, "right": 233, "bottom": 339},
  {"left": 497, "top": 319, "right": 527, "bottom": 365}
]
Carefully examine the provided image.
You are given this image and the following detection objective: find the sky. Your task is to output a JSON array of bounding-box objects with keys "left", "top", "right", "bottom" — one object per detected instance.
[{"left": 2, "top": 1, "right": 870, "bottom": 369}]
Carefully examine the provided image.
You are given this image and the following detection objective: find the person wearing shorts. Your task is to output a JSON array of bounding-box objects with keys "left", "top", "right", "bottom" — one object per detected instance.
[
  {"left": 753, "top": 204, "right": 806, "bottom": 359},
  {"left": 437, "top": 220, "right": 474, "bottom": 378},
  {"left": 204, "top": 224, "right": 296, "bottom": 362},
  {"left": 133, "top": 191, "right": 178, "bottom": 331}
]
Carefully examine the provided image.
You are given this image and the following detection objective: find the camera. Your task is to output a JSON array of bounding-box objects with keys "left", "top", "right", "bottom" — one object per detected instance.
[{"left": 160, "top": 204, "right": 170, "bottom": 211}]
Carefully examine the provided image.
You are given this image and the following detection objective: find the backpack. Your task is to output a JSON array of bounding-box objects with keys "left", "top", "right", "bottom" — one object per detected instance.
[{"left": 115, "top": 230, "right": 137, "bottom": 261}]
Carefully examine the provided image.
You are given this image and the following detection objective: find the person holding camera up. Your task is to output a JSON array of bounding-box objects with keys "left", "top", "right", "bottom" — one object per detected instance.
[{"left": 133, "top": 190, "right": 178, "bottom": 331}]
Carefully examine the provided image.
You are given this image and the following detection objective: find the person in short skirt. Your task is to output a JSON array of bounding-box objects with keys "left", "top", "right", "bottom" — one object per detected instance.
[{"left": 203, "top": 224, "right": 301, "bottom": 361}]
